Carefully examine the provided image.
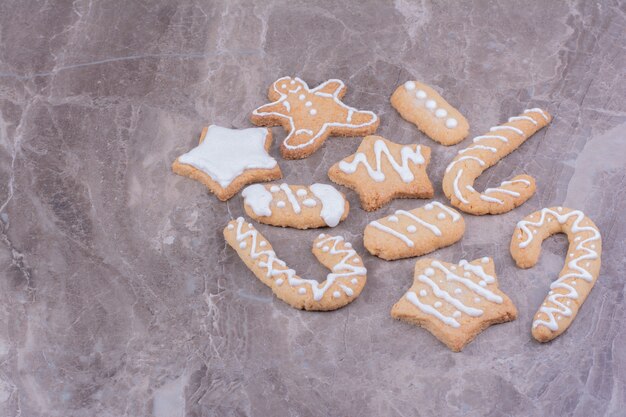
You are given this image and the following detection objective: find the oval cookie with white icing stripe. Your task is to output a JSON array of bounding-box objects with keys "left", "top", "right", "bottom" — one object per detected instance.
[
  {"left": 442, "top": 108, "right": 552, "bottom": 215},
  {"left": 242, "top": 183, "right": 349, "bottom": 229},
  {"left": 390, "top": 81, "right": 469, "bottom": 146},
  {"left": 510, "top": 207, "right": 602, "bottom": 343},
  {"left": 364, "top": 202, "right": 465, "bottom": 260},
  {"left": 391, "top": 257, "right": 517, "bottom": 352},
  {"left": 224, "top": 218, "right": 367, "bottom": 311}
]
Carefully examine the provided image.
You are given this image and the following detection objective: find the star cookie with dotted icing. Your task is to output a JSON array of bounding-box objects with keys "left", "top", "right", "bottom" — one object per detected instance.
[
  {"left": 251, "top": 76, "right": 380, "bottom": 159},
  {"left": 172, "top": 125, "right": 282, "bottom": 201},
  {"left": 327, "top": 135, "right": 434, "bottom": 211},
  {"left": 391, "top": 257, "right": 517, "bottom": 352}
]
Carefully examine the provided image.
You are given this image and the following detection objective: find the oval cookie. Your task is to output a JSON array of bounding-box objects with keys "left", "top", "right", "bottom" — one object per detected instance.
[
  {"left": 390, "top": 81, "right": 469, "bottom": 146},
  {"left": 364, "top": 202, "right": 465, "bottom": 260},
  {"left": 242, "top": 183, "right": 349, "bottom": 228},
  {"left": 510, "top": 207, "right": 602, "bottom": 342},
  {"left": 224, "top": 218, "right": 367, "bottom": 311}
]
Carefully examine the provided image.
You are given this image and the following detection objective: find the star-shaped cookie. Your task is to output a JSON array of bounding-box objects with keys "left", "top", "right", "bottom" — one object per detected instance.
[
  {"left": 172, "top": 125, "right": 282, "bottom": 201},
  {"left": 327, "top": 135, "right": 433, "bottom": 211},
  {"left": 391, "top": 257, "right": 517, "bottom": 352},
  {"left": 250, "top": 76, "right": 379, "bottom": 159}
]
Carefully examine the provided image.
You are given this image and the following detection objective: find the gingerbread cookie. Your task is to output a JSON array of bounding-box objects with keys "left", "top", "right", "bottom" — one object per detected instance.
[
  {"left": 224, "top": 218, "right": 367, "bottom": 311},
  {"left": 328, "top": 135, "right": 434, "bottom": 211},
  {"left": 510, "top": 207, "right": 602, "bottom": 343},
  {"left": 442, "top": 108, "right": 552, "bottom": 214},
  {"left": 391, "top": 81, "right": 469, "bottom": 145},
  {"left": 250, "top": 77, "right": 379, "bottom": 159},
  {"left": 364, "top": 202, "right": 464, "bottom": 260},
  {"left": 172, "top": 125, "right": 282, "bottom": 201},
  {"left": 242, "top": 183, "right": 349, "bottom": 229},
  {"left": 391, "top": 257, "right": 517, "bottom": 351}
]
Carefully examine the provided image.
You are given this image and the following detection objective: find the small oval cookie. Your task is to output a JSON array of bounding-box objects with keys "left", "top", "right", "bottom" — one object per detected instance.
[
  {"left": 242, "top": 183, "right": 349, "bottom": 229},
  {"left": 364, "top": 201, "right": 465, "bottom": 260},
  {"left": 391, "top": 81, "right": 469, "bottom": 146}
]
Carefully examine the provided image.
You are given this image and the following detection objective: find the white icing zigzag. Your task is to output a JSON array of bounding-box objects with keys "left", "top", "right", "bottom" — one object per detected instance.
[{"left": 338, "top": 138, "right": 425, "bottom": 183}]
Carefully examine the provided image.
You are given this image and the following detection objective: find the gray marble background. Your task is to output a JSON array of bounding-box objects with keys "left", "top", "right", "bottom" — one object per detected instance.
[{"left": 0, "top": 1, "right": 625, "bottom": 416}]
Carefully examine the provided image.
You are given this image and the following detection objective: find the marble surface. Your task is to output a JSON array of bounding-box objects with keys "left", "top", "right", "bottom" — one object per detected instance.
[{"left": 0, "top": 1, "right": 625, "bottom": 416}]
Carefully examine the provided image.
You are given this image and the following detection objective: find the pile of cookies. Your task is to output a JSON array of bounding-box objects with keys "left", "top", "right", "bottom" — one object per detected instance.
[{"left": 172, "top": 76, "right": 602, "bottom": 352}]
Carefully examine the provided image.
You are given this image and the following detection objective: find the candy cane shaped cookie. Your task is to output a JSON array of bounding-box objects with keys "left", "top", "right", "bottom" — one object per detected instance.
[
  {"left": 364, "top": 202, "right": 465, "bottom": 260},
  {"left": 510, "top": 207, "right": 602, "bottom": 342},
  {"left": 242, "top": 183, "right": 349, "bottom": 229},
  {"left": 224, "top": 218, "right": 367, "bottom": 311},
  {"left": 391, "top": 81, "right": 470, "bottom": 145},
  {"left": 442, "top": 109, "right": 552, "bottom": 215}
]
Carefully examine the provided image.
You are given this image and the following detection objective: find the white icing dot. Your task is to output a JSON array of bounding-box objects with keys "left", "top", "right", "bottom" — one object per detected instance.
[
  {"left": 434, "top": 301, "right": 443, "bottom": 308},
  {"left": 302, "top": 199, "right": 317, "bottom": 207},
  {"left": 227, "top": 224, "right": 234, "bottom": 230},
  {"left": 275, "top": 278, "right": 284, "bottom": 286},
  {"left": 259, "top": 241, "right": 267, "bottom": 247},
  {"left": 569, "top": 253, "right": 574, "bottom": 257},
  {"left": 557, "top": 316, "right": 562, "bottom": 321},
  {"left": 277, "top": 201, "right": 286, "bottom": 208},
  {"left": 591, "top": 244, "right": 596, "bottom": 249},
  {"left": 479, "top": 280, "right": 486, "bottom": 287},
  {"left": 305, "top": 101, "right": 312, "bottom": 107},
  {"left": 259, "top": 261, "right": 267, "bottom": 267},
  {"left": 474, "top": 297, "right": 481, "bottom": 303},
  {"left": 351, "top": 278, "right": 358, "bottom": 284},
  {"left": 345, "top": 242, "right": 352, "bottom": 248},
  {"left": 424, "top": 203, "right": 433, "bottom": 211},
  {"left": 290, "top": 80, "right": 296, "bottom": 85},
  {"left": 333, "top": 291, "right": 341, "bottom": 298},
  {"left": 404, "top": 81, "right": 416, "bottom": 91},
  {"left": 239, "top": 241, "right": 247, "bottom": 249},
  {"left": 388, "top": 215, "right": 399, "bottom": 222},
  {"left": 463, "top": 272, "right": 470, "bottom": 278},
  {"left": 322, "top": 246, "right": 329, "bottom": 252},
  {"left": 437, "top": 213, "right": 446, "bottom": 220},
  {"left": 575, "top": 237, "right": 581, "bottom": 241},
  {"left": 248, "top": 223, "right": 252, "bottom": 227},
  {"left": 453, "top": 311, "right": 462, "bottom": 318},
  {"left": 352, "top": 259, "right": 360, "bottom": 264},
  {"left": 548, "top": 218, "right": 552, "bottom": 222},
  {"left": 446, "top": 118, "right": 458, "bottom": 128},
  {"left": 425, "top": 268, "right": 434, "bottom": 276},
  {"left": 481, "top": 257, "right": 489, "bottom": 264},
  {"left": 454, "top": 288, "right": 462, "bottom": 295},
  {"left": 518, "top": 234, "right": 522, "bottom": 239},
  {"left": 585, "top": 262, "right": 590, "bottom": 267},
  {"left": 572, "top": 281, "right": 577, "bottom": 286},
  {"left": 407, "top": 225, "right": 417, "bottom": 233},
  {"left": 318, "top": 233, "right": 326, "bottom": 238},
  {"left": 419, "top": 290, "right": 427, "bottom": 297},
  {"left": 549, "top": 291, "right": 554, "bottom": 295},
  {"left": 281, "top": 84, "right": 286, "bottom": 88},
  {"left": 298, "top": 288, "right": 306, "bottom": 294},
  {"left": 296, "top": 189, "right": 307, "bottom": 197},
  {"left": 298, "top": 94, "right": 305, "bottom": 100},
  {"left": 533, "top": 230, "right": 538, "bottom": 234},
  {"left": 566, "top": 301, "right": 571, "bottom": 305},
  {"left": 270, "top": 185, "right": 280, "bottom": 193},
  {"left": 557, "top": 207, "right": 563, "bottom": 212},
  {"left": 435, "top": 108, "right": 448, "bottom": 118},
  {"left": 310, "top": 109, "right": 317, "bottom": 116},
  {"left": 416, "top": 90, "right": 427, "bottom": 99},
  {"left": 425, "top": 99, "right": 437, "bottom": 109}
]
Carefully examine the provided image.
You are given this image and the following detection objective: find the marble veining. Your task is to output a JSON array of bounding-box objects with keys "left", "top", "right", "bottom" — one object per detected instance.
[{"left": 0, "top": 1, "right": 624, "bottom": 416}]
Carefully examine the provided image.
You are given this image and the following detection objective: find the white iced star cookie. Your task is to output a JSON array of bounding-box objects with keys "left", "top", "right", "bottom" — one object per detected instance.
[{"left": 172, "top": 125, "right": 282, "bottom": 201}]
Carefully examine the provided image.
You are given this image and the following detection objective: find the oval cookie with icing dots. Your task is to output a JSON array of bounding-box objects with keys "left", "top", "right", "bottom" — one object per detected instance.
[
  {"left": 510, "top": 207, "right": 602, "bottom": 343},
  {"left": 364, "top": 202, "right": 465, "bottom": 260},
  {"left": 224, "top": 218, "right": 367, "bottom": 311},
  {"left": 242, "top": 183, "right": 349, "bottom": 229},
  {"left": 391, "top": 81, "right": 469, "bottom": 146},
  {"left": 391, "top": 257, "right": 517, "bottom": 352},
  {"left": 442, "top": 108, "right": 552, "bottom": 215}
]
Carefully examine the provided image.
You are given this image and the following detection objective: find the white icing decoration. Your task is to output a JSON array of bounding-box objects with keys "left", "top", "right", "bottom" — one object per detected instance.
[
  {"left": 388, "top": 215, "right": 399, "bottom": 222},
  {"left": 340, "top": 284, "right": 354, "bottom": 296},
  {"left": 501, "top": 179, "right": 531, "bottom": 186},
  {"left": 259, "top": 241, "right": 267, "bottom": 247},
  {"left": 276, "top": 201, "right": 286, "bottom": 208},
  {"left": 407, "top": 225, "right": 417, "bottom": 233},
  {"left": 490, "top": 125, "right": 524, "bottom": 136},
  {"left": 434, "top": 301, "right": 443, "bottom": 308},
  {"left": 370, "top": 222, "right": 414, "bottom": 247},
  {"left": 275, "top": 278, "right": 284, "bottom": 286},
  {"left": 227, "top": 224, "right": 234, "bottom": 230},
  {"left": 459, "top": 145, "right": 497, "bottom": 154},
  {"left": 445, "top": 156, "right": 485, "bottom": 173},
  {"left": 473, "top": 135, "right": 508, "bottom": 143},
  {"left": 425, "top": 99, "right": 437, "bottom": 109},
  {"left": 514, "top": 209, "right": 600, "bottom": 332},
  {"left": 431, "top": 261, "right": 503, "bottom": 303},
  {"left": 425, "top": 268, "right": 434, "bottom": 276},
  {"left": 333, "top": 291, "right": 341, "bottom": 298},
  {"left": 239, "top": 241, "right": 247, "bottom": 249},
  {"left": 351, "top": 278, "right": 358, "bottom": 284},
  {"left": 418, "top": 274, "right": 483, "bottom": 317},
  {"left": 437, "top": 213, "right": 445, "bottom": 220},
  {"left": 453, "top": 169, "right": 468, "bottom": 204},
  {"left": 242, "top": 184, "right": 274, "bottom": 217},
  {"left": 508, "top": 116, "right": 537, "bottom": 125},
  {"left": 298, "top": 94, "right": 305, "bottom": 100},
  {"left": 270, "top": 185, "right": 280, "bottom": 193},
  {"left": 524, "top": 108, "right": 549, "bottom": 121},
  {"left": 481, "top": 257, "right": 489, "bottom": 264},
  {"left": 310, "top": 183, "right": 346, "bottom": 227},
  {"left": 484, "top": 187, "right": 521, "bottom": 197},
  {"left": 178, "top": 125, "right": 277, "bottom": 188},
  {"left": 479, "top": 194, "right": 503, "bottom": 204},
  {"left": 406, "top": 292, "right": 460, "bottom": 328},
  {"left": 369, "top": 205, "right": 447, "bottom": 247},
  {"left": 302, "top": 199, "right": 317, "bottom": 207},
  {"left": 416, "top": 90, "right": 427, "bottom": 99},
  {"left": 404, "top": 81, "right": 416, "bottom": 91},
  {"left": 279, "top": 183, "right": 301, "bottom": 214},
  {"left": 253, "top": 77, "right": 378, "bottom": 150},
  {"left": 338, "top": 139, "right": 425, "bottom": 183},
  {"left": 424, "top": 204, "right": 433, "bottom": 211},
  {"left": 446, "top": 118, "right": 458, "bottom": 129},
  {"left": 435, "top": 108, "right": 447, "bottom": 118},
  {"left": 283, "top": 101, "right": 291, "bottom": 112},
  {"left": 296, "top": 189, "right": 307, "bottom": 197},
  {"left": 299, "top": 288, "right": 306, "bottom": 294},
  {"left": 419, "top": 290, "right": 427, "bottom": 297},
  {"left": 305, "top": 101, "right": 312, "bottom": 107}
]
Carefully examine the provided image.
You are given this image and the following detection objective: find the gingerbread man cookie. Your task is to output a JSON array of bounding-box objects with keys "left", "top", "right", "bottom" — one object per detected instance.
[
  {"left": 510, "top": 207, "right": 602, "bottom": 342},
  {"left": 391, "top": 257, "right": 517, "bottom": 352},
  {"left": 364, "top": 202, "right": 464, "bottom": 260},
  {"left": 391, "top": 81, "right": 469, "bottom": 145},
  {"left": 224, "top": 218, "right": 367, "bottom": 311},
  {"left": 251, "top": 77, "right": 379, "bottom": 159},
  {"left": 442, "top": 108, "right": 552, "bottom": 214},
  {"left": 328, "top": 135, "right": 434, "bottom": 211},
  {"left": 242, "top": 183, "right": 349, "bottom": 229},
  {"left": 172, "top": 125, "right": 282, "bottom": 201}
]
